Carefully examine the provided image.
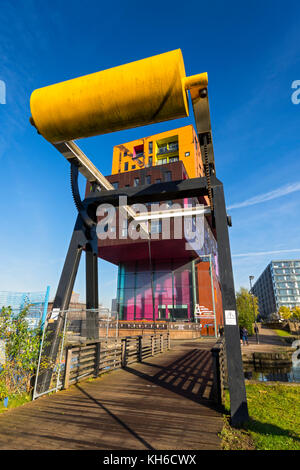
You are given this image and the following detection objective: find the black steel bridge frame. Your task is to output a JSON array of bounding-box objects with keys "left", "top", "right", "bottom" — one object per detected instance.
[
  {"left": 39, "top": 171, "right": 249, "bottom": 426},
  {"left": 35, "top": 81, "right": 249, "bottom": 426}
]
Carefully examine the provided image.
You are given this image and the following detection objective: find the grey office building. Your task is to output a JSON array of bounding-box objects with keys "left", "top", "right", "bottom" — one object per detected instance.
[{"left": 252, "top": 260, "right": 300, "bottom": 318}]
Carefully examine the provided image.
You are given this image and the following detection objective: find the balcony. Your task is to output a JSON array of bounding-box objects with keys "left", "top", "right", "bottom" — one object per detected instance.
[{"left": 157, "top": 143, "right": 179, "bottom": 155}]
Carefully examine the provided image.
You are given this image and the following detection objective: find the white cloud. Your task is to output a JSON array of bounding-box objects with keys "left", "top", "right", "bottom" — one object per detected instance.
[
  {"left": 228, "top": 181, "right": 300, "bottom": 210},
  {"left": 232, "top": 249, "right": 300, "bottom": 258}
]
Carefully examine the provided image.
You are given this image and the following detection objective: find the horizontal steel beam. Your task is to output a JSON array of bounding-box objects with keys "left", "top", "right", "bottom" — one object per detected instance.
[
  {"left": 84, "top": 176, "right": 212, "bottom": 209},
  {"left": 53, "top": 141, "right": 113, "bottom": 186},
  {"left": 133, "top": 205, "right": 211, "bottom": 221}
]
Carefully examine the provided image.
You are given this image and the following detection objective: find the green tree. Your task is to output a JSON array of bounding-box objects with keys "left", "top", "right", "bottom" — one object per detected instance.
[
  {"left": 278, "top": 306, "right": 292, "bottom": 320},
  {"left": 0, "top": 306, "right": 43, "bottom": 397},
  {"left": 236, "top": 287, "right": 259, "bottom": 335},
  {"left": 291, "top": 307, "right": 300, "bottom": 322}
]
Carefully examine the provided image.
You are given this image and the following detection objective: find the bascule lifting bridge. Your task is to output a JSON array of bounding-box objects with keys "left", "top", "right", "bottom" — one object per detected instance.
[{"left": 29, "top": 49, "right": 249, "bottom": 426}]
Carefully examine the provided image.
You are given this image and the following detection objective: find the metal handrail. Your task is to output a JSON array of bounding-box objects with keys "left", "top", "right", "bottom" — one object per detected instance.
[{"left": 157, "top": 145, "right": 178, "bottom": 155}]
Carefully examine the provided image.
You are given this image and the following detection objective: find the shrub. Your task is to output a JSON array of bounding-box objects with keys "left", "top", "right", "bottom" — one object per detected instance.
[{"left": 0, "top": 306, "right": 43, "bottom": 397}]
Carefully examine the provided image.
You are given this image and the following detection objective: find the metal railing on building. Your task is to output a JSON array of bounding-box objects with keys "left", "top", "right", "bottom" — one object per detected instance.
[{"left": 156, "top": 144, "right": 178, "bottom": 155}]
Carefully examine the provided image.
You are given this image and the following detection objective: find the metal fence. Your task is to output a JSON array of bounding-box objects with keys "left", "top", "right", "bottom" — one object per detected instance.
[{"left": 0, "top": 288, "right": 50, "bottom": 329}]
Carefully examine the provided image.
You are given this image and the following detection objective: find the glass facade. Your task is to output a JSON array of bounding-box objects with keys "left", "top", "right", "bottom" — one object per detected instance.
[
  {"left": 252, "top": 260, "right": 300, "bottom": 317},
  {"left": 271, "top": 260, "right": 300, "bottom": 310},
  {"left": 116, "top": 256, "right": 223, "bottom": 336},
  {"left": 116, "top": 215, "right": 220, "bottom": 325},
  {"left": 117, "top": 260, "right": 193, "bottom": 321}
]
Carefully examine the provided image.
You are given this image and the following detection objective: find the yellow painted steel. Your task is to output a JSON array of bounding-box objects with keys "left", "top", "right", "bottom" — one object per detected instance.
[
  {"left": 183, "top": 72, "right": 208, "bottom": 90},
  {"left": 30, "top": 49, "right": 191, "bottom": 143}
]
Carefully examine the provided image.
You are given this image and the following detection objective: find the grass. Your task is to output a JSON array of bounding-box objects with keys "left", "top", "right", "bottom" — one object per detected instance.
[
  {"left": 273, "top": 329, "right": 293, "bottom": 337},
  {"left": 0, "top": 393, "right": 31, "bottom": 413},
  {"left": 222, "top": 383, "right": 300, "bottom": 450}
]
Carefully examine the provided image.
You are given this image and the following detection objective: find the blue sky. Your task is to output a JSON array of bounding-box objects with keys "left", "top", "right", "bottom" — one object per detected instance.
[{"left": 0, "top": 0, "right": 300, "bottom": 307}]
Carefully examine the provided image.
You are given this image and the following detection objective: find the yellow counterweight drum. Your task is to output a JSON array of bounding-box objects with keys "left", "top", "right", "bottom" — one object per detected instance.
[{"left": 30, "top": 49, "right": 191, "bottom": 143}]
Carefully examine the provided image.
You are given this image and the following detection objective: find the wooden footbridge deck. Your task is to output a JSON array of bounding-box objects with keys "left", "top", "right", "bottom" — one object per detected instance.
[{"left": 0, "top": 339, "right": 223, "bottom": 450}]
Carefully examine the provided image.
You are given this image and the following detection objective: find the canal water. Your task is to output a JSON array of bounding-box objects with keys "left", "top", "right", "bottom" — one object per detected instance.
[{"left": 244, "top": 364, "right": 300, "bottom": 383}]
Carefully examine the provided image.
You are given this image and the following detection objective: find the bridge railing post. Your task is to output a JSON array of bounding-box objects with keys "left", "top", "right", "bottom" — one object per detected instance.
[
  {"left": 63, "top": 346, "right": 72, "bottom": 389},
  {"left": 121, "top": 337, "right": 127, "bottom": 367},
  {"left": 138, "top": 335, "right": 143, "bottom": 362},
  {"left": 151, "top": 335, "right": 154, "bottom": 356},
  {"left": 94, "top": 341, "right": 101, "bottom": 378}
]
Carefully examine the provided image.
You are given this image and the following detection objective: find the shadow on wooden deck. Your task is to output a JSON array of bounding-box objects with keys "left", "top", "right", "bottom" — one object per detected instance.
[{"left": 124, "top": 347, "right": 220, "bottom": 410}]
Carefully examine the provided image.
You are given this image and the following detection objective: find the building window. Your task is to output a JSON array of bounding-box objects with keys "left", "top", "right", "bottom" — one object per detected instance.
[
  {"left": 148, "top": 156, "right": 152, "bottom": 166},
  {"left": 134, "top": 178, "right": 139, "bottom": 187},
  {"left": 112, "top": 182, "right": 119, "bottom": 189},
  {"left": 164, "top": 171, "right": 172, "bottom": 182},
  {"left": 124, "top": 162, "right": 128, "bottom": 171},
  {"left": 124, "top": 151, "right": 128, "bottom": 157},
  {"left": 148, "top": 141, "right": 153, "bottom": 154},
  {"left": 185, "top": 151, "right": 190, "bottom": 157},
  {"left": 169, "top": 141, "right": 178, "bottom": 151},
  {"left": 155, "top": 178, "right": 161, "bottom": 183},
  {"left": 146, "top": 175, "right": 151, "bottom": 184},
  {"left": 169, "top": 156, "right": 179, "bottom": 163},
  {"left": 132, "top": 165, "right": 136, "bottom": 169}
]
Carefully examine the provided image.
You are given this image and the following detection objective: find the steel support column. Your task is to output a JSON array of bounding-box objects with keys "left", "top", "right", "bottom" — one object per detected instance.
[
  {"left": 35, "top": 214, "right": 88, "bottom": 394},
  {"left": 211, "top": 178, "right": 249, "bottom": 426},
  {"left": 85, "top": 227, "right": 99, "bottom": 339}
]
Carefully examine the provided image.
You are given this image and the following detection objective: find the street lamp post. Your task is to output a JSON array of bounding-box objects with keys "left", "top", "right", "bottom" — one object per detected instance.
[{"left": 249, "top": 275, "right": 259, "bottom": 344}]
